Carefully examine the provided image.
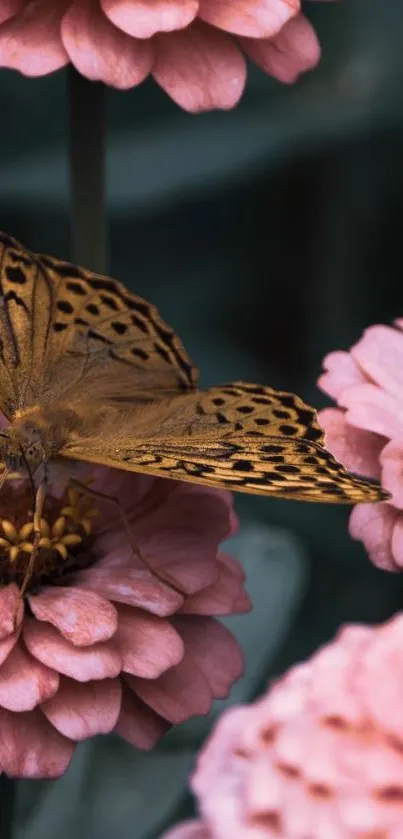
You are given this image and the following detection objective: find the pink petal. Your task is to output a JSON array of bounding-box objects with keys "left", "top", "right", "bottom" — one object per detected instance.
[
  {"left": 391, "top": 517, "right": 403, "bottom": 569},
  {"left": 114, "top": 684, "right": 170, "bottom": 748},
  {"left": 28, "top": 586, "right": 118, "bottom": 647},
  {"left": 0, "top": 630, "right": 19, "bottom": 667},
  {"left": 173, "top": 616, "right": 243, "bottom": 698},
  {"left": 153, "top": 21, "right": 247, "bottom": 113},
  {"left": 240, "top": 13, "right": 320, "bottom": 83},
  {"left": 318, "top": 350, "right": 369, "bottom": 400},
  {"left": 161, "top": 822, "right": 211, "bottom": 839},
  {"left": 0, "top": 643, "right": 59, "bottom": 712},
  {"left": 78, "top": 566, "right": 183, "bottom": 615},
  {"left": 0, "top": 0, "right": 24, "bottom": 26},
  {"left": 0, "top": 707, "right": 74, "bottom": 778},
  {"left": 198, "top": 0, "right": 298, "bottom": 38},
  {"left": 351, "top": 325, "right": 403, "bottom": 401},
  {"left": 126, "top": 650, "right": 213, "bottom": 722},
  {"left": 340, "top": 384, "right": 403, "bottom": 439},
  {"left": 114, "top": 604, "right": 184, "bottom": 678},
  {"left": 102, "top": 0, "right": 199, "bottom": 38},
  {"left": 0, "top": 0, "right": 68, "bottom": 75},
  {"left": 24, "top": 618, "right": 122, "bottom": 682},
  {"left": 318, "top": 408, "right": 383, "bottom": 480},
  {"left": 62, "top": 0, "right": 154, "bottom": 88},
  {"left": 380, "top": 441, "right": 403, "bottom": 510},
  {"left": 0, "top": 584, "right": 24, "bottom": 640},
  {"left": 179, "top": 553, "right": 247, "bottom": 615},
  {"left": 41, "top": 675, "right": 121, "bottom": 740},
  {"left": 349, "top": 503, "right": 400, "bottom": 571},
  {"left": 132, "top": 484, "right": 234, "bottom": 595}
]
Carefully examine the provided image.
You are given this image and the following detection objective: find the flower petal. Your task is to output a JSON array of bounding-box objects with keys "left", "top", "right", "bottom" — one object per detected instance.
[
  {"left": 349, "top": 503, "right": 400, "bottom": 571},
  {"left": 0, "top": 707, "right": 74, "bottom": 778},
  {"left": 179, "top": 554, "right": 248, "bottom": 615},
  {"left": 318, "top": 408, "right": 383, "bottom": 480},
  {"left": 0, "top": 643, "right": 59, "bottom": 711},
  {"left": 318, "top": 350, "right": 369, "bottom": 400},
  {"left": 62, "top": 0, "right": 154, "bottom": 88},
  {"left": 78, "top": 567, "right": 183, "bottom": 616},
  {"left": 102, "top": 0, "right": 199, "bottom": 38},
  {"left": 340, "top": 384, "right": 403, "bottom": 439},
  {"left": 114, "top": 684, "right": 170, "bottom": 748},
  {"left": 0, "top": 0, "right": 68, "bottom": 76},
  {"left": 115, "top": 604, "right": 184, "bottom": 678},
  {"left": 0, "top": 584, "right": 23, "bottom": 640},
  {"left": 0, "top": 0, "right": 24, "bottom": 26},
  {"left": 28, "top": 586, "right": 118, "bottom": 647},
  {"left": 161, "top": 822, "right": 211, "bottom": 839},
  {"left": 126, "top": 649, "right": 213, "bottom": 722},
  {"left": 198, "top": 0, "right": 298, "bottom": 38},
  {"left": 240, "top": 13, "right": 320, "bottom": 83},
  {"left": 351, "top": 325, "right": 403, "bottom": 401},
  {"left": 41, "top": 675, "right": 121, "bottom": 740},
  {"left": 173, "top": 616, "right": 243, "bottom": 698},
  {"left": 153, "top": 21, "right": 246, "bottom": 113},
  {"left": 24, "top": 618, "right": 122, "bottom": 682}
]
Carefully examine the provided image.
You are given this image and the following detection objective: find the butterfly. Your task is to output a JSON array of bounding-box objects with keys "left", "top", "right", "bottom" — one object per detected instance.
[{"left": 0, "top": 230, "right": 387, "bottom": 531}]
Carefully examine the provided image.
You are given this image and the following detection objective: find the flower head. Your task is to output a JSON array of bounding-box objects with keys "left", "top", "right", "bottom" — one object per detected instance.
[
  {"left": 0, "top": 0, "right": 330, "bottom": 112},
  {"left": 318, "top": 322, "right": 403, "bottom": 571},
  {"left": 0, "top": 465, "right": 248, "bottom": 778},
  {"left": 161, "top": 612, "right": 403, "bottom": 839}
]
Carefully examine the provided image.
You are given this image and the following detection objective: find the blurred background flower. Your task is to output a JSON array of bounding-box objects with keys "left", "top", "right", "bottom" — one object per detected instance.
[
  {"left": 318, "top": 322, "right": 403, "bottom": 572},
  {"left": 0, "top": 0, "right": 328, "bottom": 111},
  {"left": 161, "top": 612, "right": 403, "bottom": 839},
  {"left": 0, "top": 468, "right": 246, "bottom": 778}
]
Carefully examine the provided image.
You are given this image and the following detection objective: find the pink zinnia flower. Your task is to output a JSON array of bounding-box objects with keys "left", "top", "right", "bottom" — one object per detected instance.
[
  {"left": 318, "top": 322, "right": 403, "bottom": 571},
  {"left": 161, "top": 612, "right": 403, "bottom": 839},
  {"left": 0, "top": 1, "right": 330, "bottom": 112},
  {"left": 0, "top": 465, "right": 248, "bottom": 778}
]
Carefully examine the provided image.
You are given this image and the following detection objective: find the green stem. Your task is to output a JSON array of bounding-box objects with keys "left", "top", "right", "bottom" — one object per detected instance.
[
  {"left": 0, "top": 774, "right": 16, "bottom": 839},
  {"left": 68, "top": 67, "right": 108, "bottom": 273}
]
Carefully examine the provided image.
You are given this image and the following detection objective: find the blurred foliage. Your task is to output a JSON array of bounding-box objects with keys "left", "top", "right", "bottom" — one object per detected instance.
[{"left": 1, "top": 0, "right": 403, "bottom": 836}]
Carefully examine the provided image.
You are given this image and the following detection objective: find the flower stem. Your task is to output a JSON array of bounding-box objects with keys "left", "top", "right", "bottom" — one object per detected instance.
[
  {"left": 0, "top": 774, "right": 16, "bottom": 839},
  {"left": 68, "top": 67, "right": 108, "bottom": 273}
]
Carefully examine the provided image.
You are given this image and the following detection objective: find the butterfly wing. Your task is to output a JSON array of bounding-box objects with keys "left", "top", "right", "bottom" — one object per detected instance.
[
  {"left": 0, "top": 231, "right": 197, "bottom": 418},
  {"left": 60, "top": 382, "right": 387, "bottom": 504}
]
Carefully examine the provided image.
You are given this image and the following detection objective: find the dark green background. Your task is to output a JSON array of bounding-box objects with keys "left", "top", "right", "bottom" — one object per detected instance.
[{"left": 1, "top": 1, "right": 403, "bottom": 835}]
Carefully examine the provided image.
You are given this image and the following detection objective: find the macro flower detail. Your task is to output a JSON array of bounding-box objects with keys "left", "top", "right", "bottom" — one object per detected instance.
[
  {"left": 0, "top": 466, "right": 247, "bottom": 778},
  {"left": 318, "top": 322, "right": 403, "bottom": 571},
  {"left": 0, "top": 0, "right": 329, "bottom": 112},
  {"left": 161, "top": 613, "right": 403, "bottom": 839}
]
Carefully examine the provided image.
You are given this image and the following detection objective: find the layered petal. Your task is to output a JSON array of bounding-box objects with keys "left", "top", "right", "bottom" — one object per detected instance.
[
  {"left": 0, "top": 0, "right": 68, "bottom": 75},
  {"left": 23, "top": 619, "right": 122, "bottom": 681},
  {"left": 62, "top": 0, "right": 154, "bottom": 87},
  {"left": 114, "top": 604, "right": 184, "bottom": 678},
  {"left": 318, "top": 350, "right": 369, "bottom": 400},
  {"left": 240, "top": 13, "right": 321, "bottom": 84},
  {"left": 173, "top": 616, "right": 244, "bottom": 698},
  {"left": 0, "top": 707, "right": 74, "bottom": 778},
  {"left": 349, "top": 503, "right": 401, "bottom": 571},
  {"left": 351, "top": 325, "right": 403, "bottom": 400},
  {"left": 41, "top": 675, "right": 121, "bottom": 740},
  {"left": 153, "top": 22, "right": 247, "bottom": 113},
  {"left": 318, "top": 408, "right": 383, "bottom": 479},
  {"left": 102, "top": 0, "right": 199, "bottom": 38},
  {"left": 0, "top": 644, "right": 59, "bottom": 712},
  {"left": 127, "top": 650, "right": 214, "bottom": 723},
  {"left": 341, "top": 383, "right": 403, "bottom": 439},
  {"left": 114, "top": 685, "right": 170, "bottom": 748},
  {"left": 0, "top": 584, "right": 24, "bottom": 640},
  {"left": 78, "top": 566, "right": 184, "bottom": 615},
  {"left": 198, "top": 0, "right": 299, "bottom": 38},
  {"left": 28, "top": 586, "right": 118, "bottom": 646}
]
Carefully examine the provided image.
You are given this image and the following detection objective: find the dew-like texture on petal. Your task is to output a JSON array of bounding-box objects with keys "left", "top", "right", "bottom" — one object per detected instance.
[
  {"left": 0, "top": 468, "right": 245, "bottom": 777},
  {"left": 318, "top": 320, "right": 403, "bottom": 571},
  {"left": 62, "top": 0, "right": 154, "bottom": 87},
  {"left": 198, "top": 0, "right": 298, "bottom": 38},
  {"left": 114, "top": 685, "right": 170, "bottom": 748},
  {"left": 0, "top": 0, "right": 68, "bottom": 75},
  {"left": 163, "top": 614, "right": 403, "bottom": 839},
  {"left": 102, "top": 0, "right": 199, "bottom": 38},
  {"left": 318, "top": 408, "right": 383, "bottom": 479},
  {"left": 41, "top": 675, "right": 121, "bottom": 740},
  {"left": 153, "top": 22, "right": 247, "bottom": 113},
  {"left": 0, "top": 644, "right": 59, "bottom": 712},
  {"left": 114, "top": 604, "right": 184, "bottom": 678},
  {"left": 240, "top": 14, "right": 320, "bottom": 83},
  {"left": 28, "top": 587, "right": 118, "bottom": 646},
  {"left": 0, "top": 707, "right": 74, "bottom": 779}
]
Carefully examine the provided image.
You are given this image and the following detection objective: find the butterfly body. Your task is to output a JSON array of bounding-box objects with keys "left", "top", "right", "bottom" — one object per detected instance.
[{"left": 0, "top": 231, "right": 388, "bottom": 506}]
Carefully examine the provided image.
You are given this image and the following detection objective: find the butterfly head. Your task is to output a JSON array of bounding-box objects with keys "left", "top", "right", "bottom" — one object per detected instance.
[{"left": 0, "top": 424, "right": 46, "bottom": 475}]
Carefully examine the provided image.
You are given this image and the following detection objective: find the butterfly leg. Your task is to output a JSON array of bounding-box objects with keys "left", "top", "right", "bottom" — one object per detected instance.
[
  {"left": 67, "top": 478, "right": 187, "bottom": 596},
  {"left": 18, "top": 479, "right": 47, "bottom": 602}
]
